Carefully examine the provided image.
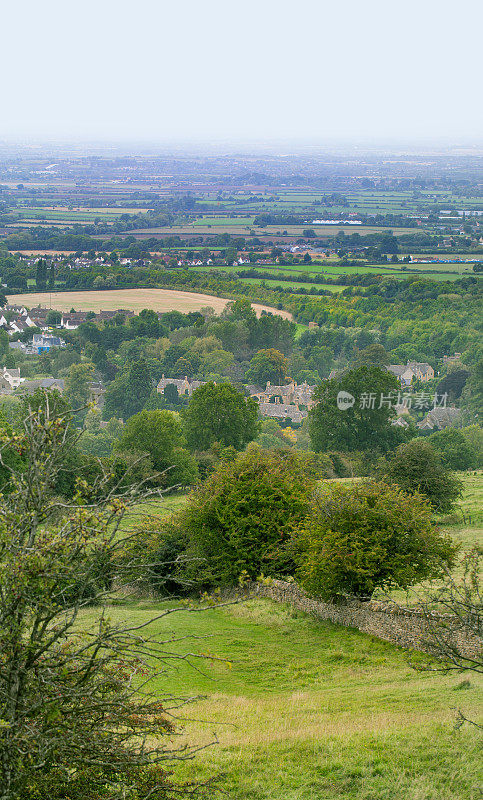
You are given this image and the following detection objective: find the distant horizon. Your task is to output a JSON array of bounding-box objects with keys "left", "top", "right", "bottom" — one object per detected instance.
[
  {"left": 1, "top": 0, "right": 481, "bottom": 145},
  {"left": 1, "top": 137, "right": 483, "bottom": 156}
]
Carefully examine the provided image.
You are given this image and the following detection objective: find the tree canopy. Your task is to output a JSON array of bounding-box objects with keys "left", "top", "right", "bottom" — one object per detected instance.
[
  {"left": 309, "top": 366, "right": 402, "bottom": 454},
  {"left": 115, "top": 409, "right": 198, "bottom": 487},
  {"left": 294, "top": 480, "right": 457, "bottom": 600},
  {"left": 183, "top": 382, "right": 259, "bottom": 451},
  {"left": 381, "top": 439, "right": 463, "bottom": 513}
]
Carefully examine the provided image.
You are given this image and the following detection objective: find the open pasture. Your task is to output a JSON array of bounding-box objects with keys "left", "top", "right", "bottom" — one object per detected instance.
[
  {"left": 90, "top": 476, "right": 482, "bottom": 799},
  {"left": 191, "top": 260, "right": 467, "bottom": 282},
  {"left": 239, "top": 277, "right": 345, "bottom": 292},
  {"left": 93, "top": 596, "right": 481, "bottom": 799}
]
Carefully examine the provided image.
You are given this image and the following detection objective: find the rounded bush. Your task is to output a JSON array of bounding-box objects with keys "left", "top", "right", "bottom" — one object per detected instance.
[
  {"left": 181, "top": 448, "right": 320, "bottom": 587},
  {"left": 294, "top": 480, "right": 457, "bottom": 601}
]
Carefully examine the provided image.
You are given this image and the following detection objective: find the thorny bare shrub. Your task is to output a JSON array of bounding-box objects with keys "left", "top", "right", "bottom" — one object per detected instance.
[{"left": 412, "top": 547, "right": 482, "bottom": 730}]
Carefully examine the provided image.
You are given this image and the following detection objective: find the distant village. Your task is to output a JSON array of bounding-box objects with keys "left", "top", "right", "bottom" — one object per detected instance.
[{"left": 0, "top": 303, "right": 463, "bottom": 432}]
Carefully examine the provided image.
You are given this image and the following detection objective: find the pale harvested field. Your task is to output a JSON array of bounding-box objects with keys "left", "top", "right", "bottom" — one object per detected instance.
[{"left": 8, "top": 288, "right": 293, "bottom": 320}]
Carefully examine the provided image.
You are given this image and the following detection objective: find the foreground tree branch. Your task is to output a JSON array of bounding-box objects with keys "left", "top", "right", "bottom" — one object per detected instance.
[{"left": 0, "top": 399, "right": 219, "bottom": 800}]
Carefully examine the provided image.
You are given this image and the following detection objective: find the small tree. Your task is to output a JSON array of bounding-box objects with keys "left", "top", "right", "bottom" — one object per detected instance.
[
  {"left": 309, "top": 366, "right": 402, "bottom": 455},
  {"left": 382, "top": 439, "right": 463, "bottom": 513},
  {"left": 46, "top": 309, "right": 62, "bottom": 326},
  {"left": 115, "top": 409, "right": 198, "bottom": 488},
  {"left": 293, "top": 481, "right": 457, "bottom": 601},
  {"left": 246, "top": 348, "right": 288, "bottom": 386},
  {"left": 391, "top": 547, "right": 483, "bottom": 731},
  {"left": 415, "top": 548, "right": 482, "bottom": 719},
  {"left": 427, "top": 428, "right": 478, "bottom": 471},
  {"left": 163, "top": 383, "right": 180, "bottom": 405},
  {"left": 183, "top": 382, "right": 259, "bottom": 452},
  {"left": 0, "top": 403, "right": 214, "bottom": 799},
  {"left": 64, "top": 361, "right": 95, "bottom": 421}
]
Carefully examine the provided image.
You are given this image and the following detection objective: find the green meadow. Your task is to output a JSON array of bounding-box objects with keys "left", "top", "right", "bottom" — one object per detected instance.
[
  {"left": 95, "top": 596, "right": 481, "bottom": 800},
  {"left": 96, "top": 473, "right": 483, "bottom": 799}
]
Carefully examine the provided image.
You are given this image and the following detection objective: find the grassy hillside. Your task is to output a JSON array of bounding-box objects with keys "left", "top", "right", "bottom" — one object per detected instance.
[
  {"left": 99, "top": 598, "right": 481, "bottom": 799},
  {"left": 102, "top": 472, "right": 482, "bottom": 798}
]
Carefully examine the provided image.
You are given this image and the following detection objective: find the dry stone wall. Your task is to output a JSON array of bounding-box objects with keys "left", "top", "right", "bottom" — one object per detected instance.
[{"left": 247, "top": 579, "right": 479, "bottom": 658}]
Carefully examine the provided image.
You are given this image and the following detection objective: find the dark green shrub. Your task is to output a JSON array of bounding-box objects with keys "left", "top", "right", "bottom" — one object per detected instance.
[
  {"left": 381, "top": 439, "right": 463, "bottom": 513},
  {"left": 23, "top": 763, "right": 178, "bottom": 799},
  {"left": 427, "top": 428, "right": 478, "bottom": 471},
  {"left": 293, "top": 480, "right": 457, "bottom": 601},
  {"left": 181, "top": 447, "right": 319, "bottom": 587}
]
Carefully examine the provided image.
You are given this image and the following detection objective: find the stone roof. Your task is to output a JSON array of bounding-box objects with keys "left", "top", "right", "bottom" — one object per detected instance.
[
  {"left": 18, "top": 378, "right": 65, "bottom": 394},
  {"left": 417, "top": 406, "right": 461, "bottom": 430},
  {"left": 387, "top": 365, "right": 406, "bottom": 377},
  {"left": 245, "top": 384, "right": 263, "bottom": 396},
  {"left": 265, "top": 382, "right": 291, "bottom": 396},
  {"left": 407, "top": 361, "right": 433, "bottom": 375},
  {"left": 258, "top": 402, "right": 306, "bottom": 423}
]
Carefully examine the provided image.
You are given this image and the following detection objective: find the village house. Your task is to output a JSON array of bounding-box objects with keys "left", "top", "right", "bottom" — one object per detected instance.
[
  {"left": 246, "top": 380, "right": 317, "bottom": 423},
  {"left": 0, "top": 367, "right": 25, "bottom": 390},
  {"left": 4, "top": 316, "right": 37, "bottom": 336},
  {"left": 387, "top": 361, "right": 434, "bottom": 388},
  {"left": 17, "top": 378, "right": 65, "bottom": 396},
  {"left": 26, "top": 307, "right": 52, "bottom": 329},
  {"left": 31, "top": 333, "right": 66, "bottom": 353},
  {"left": 258, "top": 402, "right": 306, "bottom": 424},
  {"left": 247, "top": 380, "right": 316, "bottom": 410},
  {"left": 417, "top": 406, "right": 461, "bottom": 431},
  {"left": 61, "top": 312, "right": 91, "bottom": 330},
  {"left": 4, "top": 304, "right": 29, "bottom": 317},
  {"left": 8, "top": 341, "right": 33, "bottom": 354},
  {"left": 156, "top": 375, "right": 207, "bottom": 397}
]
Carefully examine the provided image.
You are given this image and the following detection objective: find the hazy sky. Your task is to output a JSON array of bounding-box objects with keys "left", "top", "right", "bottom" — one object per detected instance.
[{"left": 1, "top": 0, "right": 482, "bottom": 144}]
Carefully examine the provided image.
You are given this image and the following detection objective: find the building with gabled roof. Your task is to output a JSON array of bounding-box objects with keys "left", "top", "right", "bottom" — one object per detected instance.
[
  {"left": 1, "top": 367, "right": 25, "bottom": 390},
  {"left": 417, "top": 406, "right": 461, "bottom": 430},
  {"left": 156, "top": 375, "right": 207, "bottom": 397}
]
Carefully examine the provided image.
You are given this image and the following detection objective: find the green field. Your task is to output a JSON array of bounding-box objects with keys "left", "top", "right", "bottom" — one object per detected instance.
[
  {"left": 239, "top": 277, "right": 345, "bottom": 292},
  {"left": 191, "top": 259, "right": 470, "bottom": 283},
  {"left": 194, "top": 189, "right": 483, "bottom": 217},
  {"left": 94, "top": 595, "right": 481, "bottom": 799},
  {"left": 10, "top": 206, "right": 151, "bottom": 225},
  {"left": 90, "top": 473, "right": 483, "bottom": 798}
]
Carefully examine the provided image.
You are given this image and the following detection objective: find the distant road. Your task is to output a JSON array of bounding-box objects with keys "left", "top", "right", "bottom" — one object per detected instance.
[{"left": 8, "top": 288, "right": 294, "bottom": 321}]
